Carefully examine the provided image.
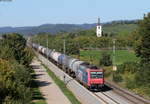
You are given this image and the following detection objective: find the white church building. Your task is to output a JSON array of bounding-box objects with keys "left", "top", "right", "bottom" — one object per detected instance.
[{"left": 96, "top": 18, "right": 102, "bottom": 37}]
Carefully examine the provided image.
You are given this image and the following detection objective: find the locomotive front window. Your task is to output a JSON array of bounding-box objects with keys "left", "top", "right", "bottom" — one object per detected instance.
[{"left": 90, "top": 72, "right": 103, "bottom": 78}]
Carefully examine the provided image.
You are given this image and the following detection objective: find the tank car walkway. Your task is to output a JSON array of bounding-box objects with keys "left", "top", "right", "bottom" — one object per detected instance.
[{"left": 30, "top": 58, "right": 71, "bottom": 104}]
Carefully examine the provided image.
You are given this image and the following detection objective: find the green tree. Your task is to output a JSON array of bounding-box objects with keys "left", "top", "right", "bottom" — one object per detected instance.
[
  {"left": 65, "top": 39, "right": 79, "bottom": 55},
  {"left": 2, "top": 33, "right": 26, "bottom": 62},
  {"left": 135, "top": 13, "right": 150, "bottom": 63},
  {"left": 0, "top": 59, "right": 15, "bottom": 102},
  {"left": 2, "top": 33, "right": 33, "bottom": 66},
  {"left": 99, "top": 52, "right": 112, "bottom": 66},
  {"left": 20, "top": 47, "right": 34, "bottom": 66},
  {"left": 0, "top": 44, "right": 15, "bottom": 60},
  {"left": 0, "top": 59, "right": 32, "bottom": 104},
  {"left": 135, "top": 62, "right": 150, "bottom": 87},
  {"left": 134, "top": 13, "right": 150, "bottom": 87}
]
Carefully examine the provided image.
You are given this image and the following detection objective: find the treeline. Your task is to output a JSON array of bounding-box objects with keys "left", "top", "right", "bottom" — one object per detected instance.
[
  {"left": 104, "top": 20, "right": 138, "bottom": 26},
  {"left": 0, "top": 33, "right": 34, "bottom": 103},
  {"left": 31, "top": 19, "right": 138, "bottom": 54},
  {"left": 31, "top": 31, "right": 135, "bottom": 56}
]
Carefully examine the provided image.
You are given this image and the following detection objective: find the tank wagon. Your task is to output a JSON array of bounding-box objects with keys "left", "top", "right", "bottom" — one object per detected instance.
[{"left": 32, "top": 43, "right": 104, "bottom": 90}]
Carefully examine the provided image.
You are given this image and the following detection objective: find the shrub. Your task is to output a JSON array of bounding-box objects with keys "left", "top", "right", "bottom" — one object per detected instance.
[
  {"left": 125, "top": 77, "right": 136, "bottom": 89},
  {"left": 116, "top": 62, "right": 138, "bottom": 74},
  {"left": 103, "top": 67, "right": 113, "bottom": 78},
  {"left": 113, "top": 74, "right": 123, "bottom": 82},
  {"left": 99, "top": 52, "right": 112, "bottom": 66}
]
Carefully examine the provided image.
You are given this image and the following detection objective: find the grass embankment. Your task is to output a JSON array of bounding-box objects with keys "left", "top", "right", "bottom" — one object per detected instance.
[
  {"left": 79, "top": 50, "right": 139, "bottom": 66},
  {"left": 42, "top": 64, "right": 81, "bottom": 104},
  {"left": 31, "top": 73, "right": 47, "bottom": 104}
]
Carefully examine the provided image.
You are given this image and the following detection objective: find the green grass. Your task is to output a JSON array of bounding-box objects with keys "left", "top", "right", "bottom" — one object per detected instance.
[
  {"left": 31, "top": 74, "right": 47, "bottom": 104},
  {"left": 42, "top": 64, "right": 81, "bottom": 104},
  {"left": 79, "top": 50, "right": 139, "bottom": 66}
]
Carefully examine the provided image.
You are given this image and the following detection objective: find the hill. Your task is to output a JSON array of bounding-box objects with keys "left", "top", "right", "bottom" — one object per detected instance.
[
  {"left": 0, "top": 20, "right": 138, "bottom": 36},
  {"left": 0, "top": 24, "right": 96, "bottom": 35},
  {"left": 77, "top": 20, "right": 138, "bottom": 37}
]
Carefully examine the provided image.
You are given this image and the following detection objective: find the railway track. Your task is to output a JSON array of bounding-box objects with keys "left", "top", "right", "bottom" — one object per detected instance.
[
  {"left": 105, "top": 81, "right": 150, "bottom": 104},
  {"left": 94, "top": 92, "right": 120, "bottom": 104}
]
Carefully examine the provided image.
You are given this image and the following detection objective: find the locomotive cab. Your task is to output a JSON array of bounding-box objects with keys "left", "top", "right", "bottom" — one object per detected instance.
[
  {"left": 88, "top": 70, "right": 104, "bottom": 90},
  {"left": 77, "top": 63, "right": 104, "bottom": 90}
]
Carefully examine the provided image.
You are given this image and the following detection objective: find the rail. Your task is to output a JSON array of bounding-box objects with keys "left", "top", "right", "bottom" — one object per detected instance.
[{"left": 105, "top": 81, "right": 150, "bottom": 104}]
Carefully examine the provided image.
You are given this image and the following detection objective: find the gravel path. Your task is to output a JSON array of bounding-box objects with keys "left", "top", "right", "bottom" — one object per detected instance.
[{"left": 30, "top": 58, "right": 71, "bottom": 104}]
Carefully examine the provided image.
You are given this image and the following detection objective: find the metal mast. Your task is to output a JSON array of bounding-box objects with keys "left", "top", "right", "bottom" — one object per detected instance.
[
  {"left": 113, "top": 39, "right": 117, "bottom": 71},
  {"left": 63, "top": 38, "right": 66, "bottom": 83},
  {"left": 47, "top": 35, "right": 49, "bottom": 59}
]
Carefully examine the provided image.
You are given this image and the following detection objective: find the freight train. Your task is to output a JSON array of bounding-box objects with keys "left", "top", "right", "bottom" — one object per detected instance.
[{"left": 32, "top": 43, "right": 104, "bottom": 90}]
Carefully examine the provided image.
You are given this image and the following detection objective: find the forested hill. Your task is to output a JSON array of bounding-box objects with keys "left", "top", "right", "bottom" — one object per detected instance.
[
  {"left": 0, "top": 20, "right": 138, "bottom": 35},
  {"left": 0, "top": 24, "right": 96, "bottom": 35}
]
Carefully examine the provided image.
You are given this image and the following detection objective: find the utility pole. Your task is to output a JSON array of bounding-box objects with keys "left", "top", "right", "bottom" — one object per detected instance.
[
  {"left": 75, "top": 34, "right": 80, "bottom": 59},
  {"left": 47, "top": 35, "right": 49, "bottom": 59},
  {"left": 63, "top": 39, "right": 66, "bottom": 55},
  {"left": 113, "top": 39, "right": 117, "bottom": 71},
  {"left": 63, "top": 38, "right": 66, "bottom": 83}
]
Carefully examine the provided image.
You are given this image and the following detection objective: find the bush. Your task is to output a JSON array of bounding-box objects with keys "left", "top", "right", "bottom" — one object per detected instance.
[
  {"left": 113, "top": 74, "right": 123, "bottom": 82},
  {"left": 116, "top": 62, "right": 138, "bottom": 74},
  {"left": 125, "top": 77, "right": 136, "bottom": 89},
  {"left": 103, "top": 67, "right": 113, "bottom": 78},
  {"left": 135, "top": 62, "right": 150, "bottom": 87},
  {"left": 99, "top": 52, "right": 112, "bottom": 66},
  {"left": 0, "top": 59, "right": 32, "bottom": 104}
]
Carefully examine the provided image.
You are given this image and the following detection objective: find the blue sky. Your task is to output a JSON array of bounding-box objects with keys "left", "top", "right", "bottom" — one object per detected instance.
[{"left": 0, "top": 0, "right": 150, "bottom": 27}]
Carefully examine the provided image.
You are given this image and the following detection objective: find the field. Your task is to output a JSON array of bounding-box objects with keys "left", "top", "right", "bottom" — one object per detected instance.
[{"left": 79, "top": 50, "right": 139, "bottom": 66}]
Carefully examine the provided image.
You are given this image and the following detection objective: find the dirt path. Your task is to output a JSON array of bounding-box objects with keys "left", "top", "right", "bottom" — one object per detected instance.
[{"left": 30, "top": 58, "right": 71, "bottom": 104}]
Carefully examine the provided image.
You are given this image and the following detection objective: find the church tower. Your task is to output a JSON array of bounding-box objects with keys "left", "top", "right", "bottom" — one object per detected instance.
[{"left": 96, "top": 18, "right": 102, "bottom": 37}]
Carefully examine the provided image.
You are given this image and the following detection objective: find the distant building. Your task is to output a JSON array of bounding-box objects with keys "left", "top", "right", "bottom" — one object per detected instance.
[{"left": 96, "top": 18, "right": 102, "bottom": 37}]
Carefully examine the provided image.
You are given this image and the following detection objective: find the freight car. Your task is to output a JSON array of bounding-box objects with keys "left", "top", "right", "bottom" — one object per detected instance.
[{"left": 32, "top": 43, "right": 104, "bottom": 90}]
